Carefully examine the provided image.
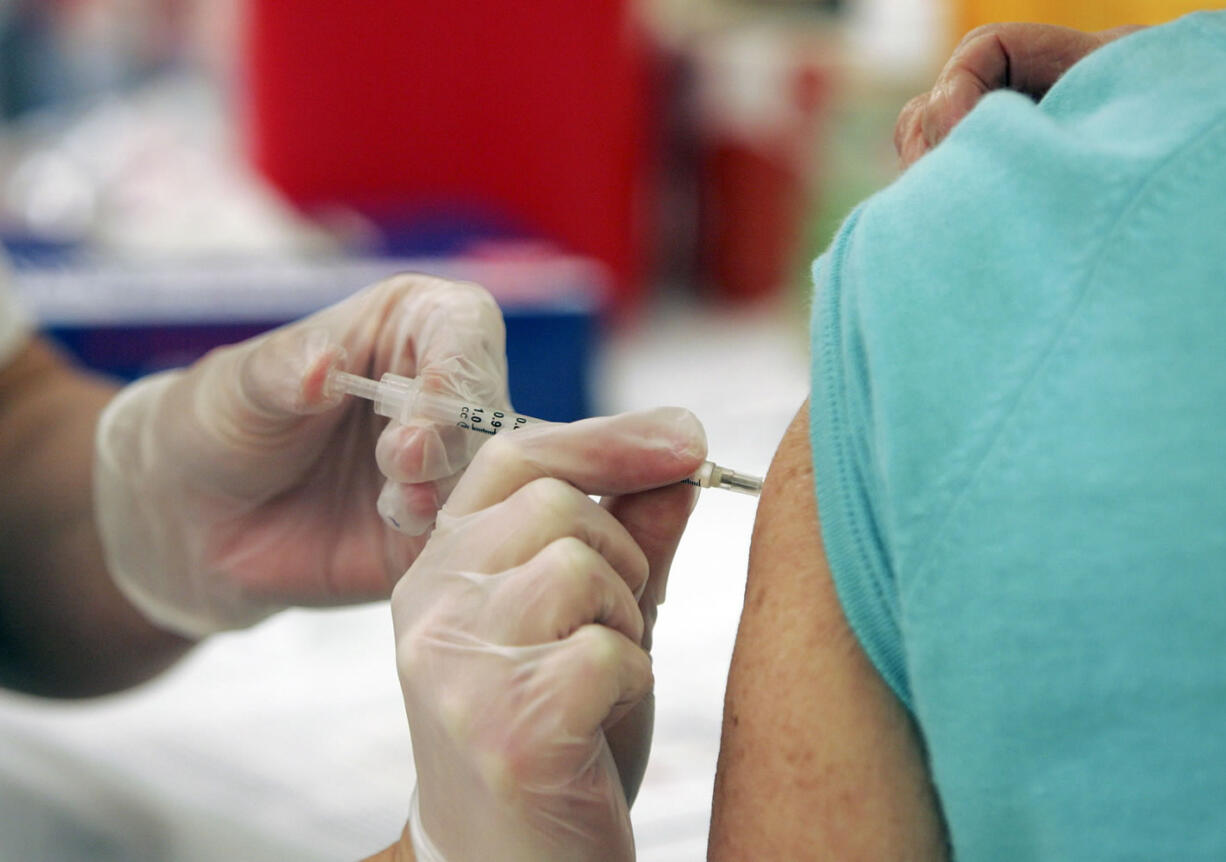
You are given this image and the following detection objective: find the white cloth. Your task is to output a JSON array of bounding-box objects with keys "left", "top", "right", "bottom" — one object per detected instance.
[{"left": 0, "top": 254, "right": 32, "bottom": 369}]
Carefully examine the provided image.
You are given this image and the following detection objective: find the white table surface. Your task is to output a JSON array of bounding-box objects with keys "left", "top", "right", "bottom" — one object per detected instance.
[{"left": 0, "top": 296, "right": 810, "bottom": 861}]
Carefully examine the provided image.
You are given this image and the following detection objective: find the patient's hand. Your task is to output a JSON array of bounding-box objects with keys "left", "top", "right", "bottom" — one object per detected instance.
[
  {"left": 389, "top": 409, "right": 705, "bottom": 862},
  {"left": 894, "top": 21, "right": 1143, "bottom": 168}
]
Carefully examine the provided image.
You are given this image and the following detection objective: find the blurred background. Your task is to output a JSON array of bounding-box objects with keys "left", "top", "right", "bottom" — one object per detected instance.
[{"left": 0, "top": 0, "right": 1218, "bottom": 859}]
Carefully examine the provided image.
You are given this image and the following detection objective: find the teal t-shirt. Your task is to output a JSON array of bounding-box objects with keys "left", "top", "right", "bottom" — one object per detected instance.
[{"left": 810, "top": 12, "right": 1226, "bottom": 860}]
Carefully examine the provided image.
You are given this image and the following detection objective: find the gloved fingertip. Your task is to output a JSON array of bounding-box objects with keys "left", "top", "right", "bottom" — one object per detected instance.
[
  {"left": 297, "top": 336, "right": 348, "bottom": 412},
  {"left": 417, "top": 353, "right": 511, "bottom": 410},
  {"left": 601, "top": 640, "right": 654, "bottom": 729},
  {"left": 378, "top": 480, "right": 440, "bottom": 536},
  {"left": 650, "top": 406, "right": 708, "bottom": 462},
  {"left": 244, "top": 326, "right": 349, "bottom": 417},
  {"left": 377, "top": 421, "right": 460, "bottom": 484}
]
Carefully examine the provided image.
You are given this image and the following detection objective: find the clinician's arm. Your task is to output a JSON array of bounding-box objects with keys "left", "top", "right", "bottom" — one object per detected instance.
[
  {"left": 0, "top": 339, "right": 192, "bottom": 697},
  {"left": 0, "top": 274, "right": 510, "bottom": 696},
  {"left": 707, "top": 404, "right": 947, "bottom": 860}
]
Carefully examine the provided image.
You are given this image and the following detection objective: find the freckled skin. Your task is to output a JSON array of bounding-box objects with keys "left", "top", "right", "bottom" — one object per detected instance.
[{"left": 708, "top": 405, "right": 948, "bottom": 862}]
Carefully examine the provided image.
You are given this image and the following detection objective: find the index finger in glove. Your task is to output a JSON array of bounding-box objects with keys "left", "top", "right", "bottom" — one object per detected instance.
[{"left": 444, "top": 407, "right": 709, "bottom": 517}]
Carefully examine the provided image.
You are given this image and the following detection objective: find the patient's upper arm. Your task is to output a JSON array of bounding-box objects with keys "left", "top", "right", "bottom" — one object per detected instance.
[{"left": 708, "top": 404, "right": 947, "bottom": 861}]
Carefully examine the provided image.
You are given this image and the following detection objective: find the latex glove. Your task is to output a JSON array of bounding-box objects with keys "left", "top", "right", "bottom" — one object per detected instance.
[
  {"left": 894, "top": 22, "right": 1145, "bottom": 168},
  {"left": 94, "top": 273, "right": 508, "bottom": 638},
  {"left": 393, "top": 408, "right": 707, "bottom": 862}
]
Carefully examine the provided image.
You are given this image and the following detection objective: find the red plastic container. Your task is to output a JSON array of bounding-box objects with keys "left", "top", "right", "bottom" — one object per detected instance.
[
  {"left": 693, "top": 26, "right": 832, "bottom": 301},
  {"left": 243, "top": 0, "right": 654, "bottom": 310}
]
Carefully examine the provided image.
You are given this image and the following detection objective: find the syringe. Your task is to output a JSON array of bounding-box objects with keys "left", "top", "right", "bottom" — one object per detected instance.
[{"left": 326, "top": 369, "right": 764, "bottom": 496}]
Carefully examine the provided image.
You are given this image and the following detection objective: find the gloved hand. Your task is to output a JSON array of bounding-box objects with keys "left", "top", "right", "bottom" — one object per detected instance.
[
  {"left": 894, "top": 22, "right": 1144, "bottom": 168},
  {"left": 94, "top": 273, "right": 509, "bottom": 638},
  {"left": 392, "top": 408, "right": 707, "bottom": 862}
]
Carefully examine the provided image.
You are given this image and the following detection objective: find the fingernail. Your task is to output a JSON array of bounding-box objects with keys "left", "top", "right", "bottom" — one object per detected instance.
[
  {"left": 294, "top": 328, "right": 346, "bottom": 411},
  {"left": 920, "top": 86, "right": 946, "bottom": 146},
  {"left": 378, "top": 482, "right": 436, "bottom": 536}
]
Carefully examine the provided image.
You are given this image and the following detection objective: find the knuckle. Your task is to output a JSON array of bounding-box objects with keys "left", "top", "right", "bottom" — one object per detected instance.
[
  {"left": 390, "top": 572, "right": 455, "bottom": 679},
  {"left": 626, "top": 544, "right": 650, "bottom": 593},
  {"left": 368, "top": 273, "right": 500, "bottom": 324},
  {"left": 571, "top": 625, "right": 624, "bottom": 673},
  {"left": 898, "top": 92, "right": 928, "bottom": 122},
  {"left": 523, "top": 476, "right": 583, "bottom": 519},
  {"left": 468, "top": 430, "right": 523, "bottom": 476},
  {"left": 895, "top": 94, "right": 930, "bottom": 152},
  {"left": 437, "top": 688, "right": 479, "bottom": 747},
  {"left": 957, "top": 22, "right": 1004, "bottom": 49},
  {"left": 964, "top": 23, "right": 999, "bottom": 40},
  {"left": 373, "top": 271, "right": 417, "bottom": 295},
  {"left": 378, "top": 270, "right": 454, "bottom": 295},
  {"left": 545, "top": 536, "right": 597, "bottom": 575},
  {"left": 449, "top": 278, "right": 501, "bottom": 314},
  {"left": 394, "top": 273, "right": 500, "bottom": 315},
  {"left": 366, "top": 272, "right": 425, "bottom": 307},
  {"left": 394, "top": 623, "right": 432, "bottom": 681},
  {"left": 394, "top": 617, "right": 483, "bottom": 742},
  {"left": 475, "top": 748, "right": 519, "bottom": 798},
  {"left": 478, "top": 718, "right": 552, "bottom": 795}
]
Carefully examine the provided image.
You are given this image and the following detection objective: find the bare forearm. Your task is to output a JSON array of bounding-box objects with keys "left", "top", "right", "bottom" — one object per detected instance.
[{"left": 0, "top": 339, "right": 192, "bottom": 697}]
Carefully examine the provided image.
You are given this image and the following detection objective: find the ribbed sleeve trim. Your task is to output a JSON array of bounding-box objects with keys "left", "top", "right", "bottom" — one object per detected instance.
[{"left": 809, "top": 204, "right": 913, "bottom": 711}]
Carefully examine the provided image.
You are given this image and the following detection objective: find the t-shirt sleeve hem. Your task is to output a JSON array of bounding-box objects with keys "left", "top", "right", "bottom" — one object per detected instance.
[{"left": 810, "top": 204, "right": 914, "bottom": 712}]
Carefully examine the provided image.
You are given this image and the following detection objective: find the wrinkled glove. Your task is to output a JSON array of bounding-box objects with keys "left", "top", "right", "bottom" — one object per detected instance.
[
  {"left": 393, "top": 408, "right": 707, "bottom": 862},
  {"left": 94, "top": 273, "right": 508, "bottom": 638}
]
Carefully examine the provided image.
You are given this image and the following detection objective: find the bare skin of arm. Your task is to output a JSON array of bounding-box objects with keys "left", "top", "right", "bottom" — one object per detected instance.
[
  {"left": 708, "top": 404, "right": 948, "bottom": 861},
  {"left": 0, "top": 339, "right": 193, "bottom": 697}
]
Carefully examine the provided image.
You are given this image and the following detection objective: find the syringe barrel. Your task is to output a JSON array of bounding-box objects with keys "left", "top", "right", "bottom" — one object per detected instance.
[
  {"left": 372, "top": 374, "right": 420, "bottom": 423},
  {"left": 327, "top": 369, "right": 382, "bottom": 402},
  {"left": 432, "top": 395, "right": 539, "bottom": 436},
  {"left": 376, "top": 373, "right": 539, "bottom": 434}
]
